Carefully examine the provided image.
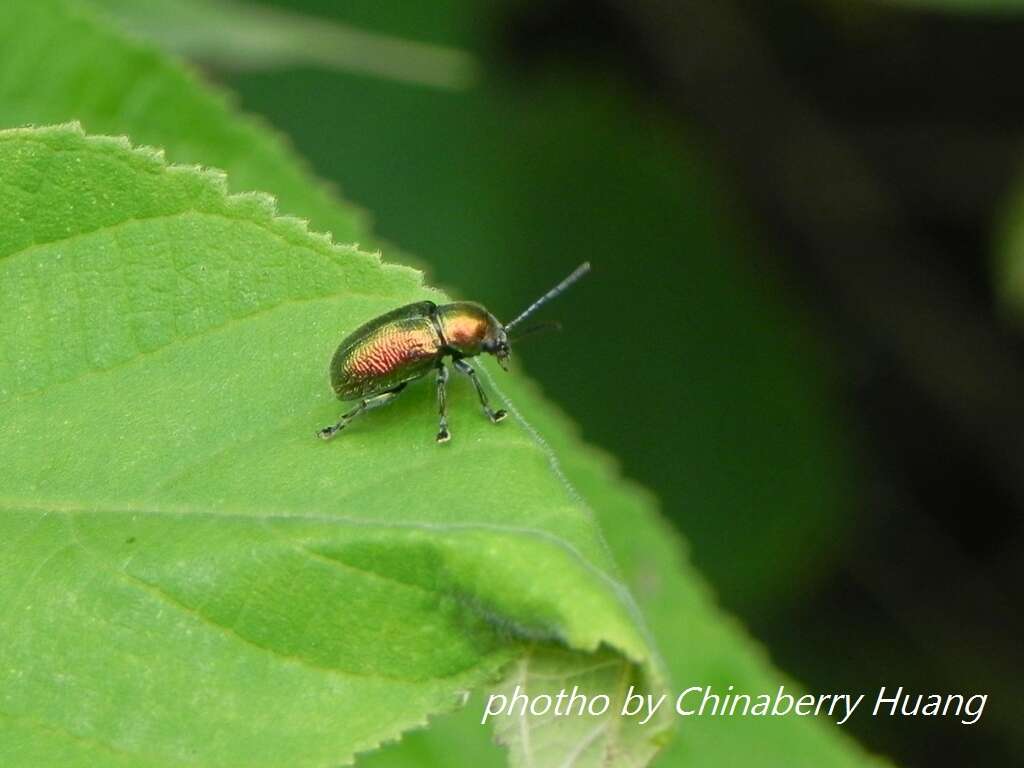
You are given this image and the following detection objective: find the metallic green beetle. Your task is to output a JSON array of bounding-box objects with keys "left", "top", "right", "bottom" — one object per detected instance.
[{"left": 317, "top": 262, "right": 590, "bottom": 443}]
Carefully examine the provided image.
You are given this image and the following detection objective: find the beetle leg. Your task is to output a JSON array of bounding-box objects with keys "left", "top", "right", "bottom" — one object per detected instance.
[
  {"left": 453, "top": 358, "right": 507, "bottom": 424},
  {"left": 436, "top": 364, "right": 451, "bottom": 443},
  {"left": 316, "top": 384, "right": 406, "bottom": 440}
]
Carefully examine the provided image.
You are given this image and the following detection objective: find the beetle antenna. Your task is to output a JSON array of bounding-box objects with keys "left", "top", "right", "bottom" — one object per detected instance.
[
  {"left": 504, "top": 262, "right": 590, "bottom": 334},
  {"left": 509, "top": 320, "right": 562, "bottom": 342}
]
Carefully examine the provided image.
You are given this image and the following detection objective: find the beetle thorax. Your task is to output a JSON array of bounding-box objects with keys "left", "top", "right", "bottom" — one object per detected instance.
[{"left": 436, "top": 302, "right": 501, "bottom": 356}]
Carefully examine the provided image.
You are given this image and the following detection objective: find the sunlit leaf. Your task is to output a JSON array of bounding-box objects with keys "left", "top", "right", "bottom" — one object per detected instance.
[{"left": 0, "top": 124, "right": 662, "bottom": 766}]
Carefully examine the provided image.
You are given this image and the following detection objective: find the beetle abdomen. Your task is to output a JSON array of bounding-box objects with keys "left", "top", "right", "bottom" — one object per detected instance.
[{"left": 330, "top": 304, "right": 443, "bottom": 400}]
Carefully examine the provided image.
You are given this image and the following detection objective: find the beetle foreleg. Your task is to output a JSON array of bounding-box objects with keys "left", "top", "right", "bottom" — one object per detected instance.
[
  {"left": 316, "top": 384, "right": 406, "bottom": 440},
  {"left": 436, "top": 364, "right": 450, "bottom": 443},
  {"left": 453, "top": 358, "right": 507, "bottom": 424}
]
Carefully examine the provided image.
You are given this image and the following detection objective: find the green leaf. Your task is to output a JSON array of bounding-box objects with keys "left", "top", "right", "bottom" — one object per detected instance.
[
  {"left": 0, "top": 0, "right": 370, "bottom": 246},
  {"left": 0, "top": 124, "right": 663, "bottom": 766},
  {"left": 488, "top": 647, "right": 669, "bottom": 768}
]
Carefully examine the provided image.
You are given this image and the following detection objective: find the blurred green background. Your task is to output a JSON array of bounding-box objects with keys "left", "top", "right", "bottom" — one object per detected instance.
[{"left": 90, "top": 1, "right": 1024, "bottom": 766}]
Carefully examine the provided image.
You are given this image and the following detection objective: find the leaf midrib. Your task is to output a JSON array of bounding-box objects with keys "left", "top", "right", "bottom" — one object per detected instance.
[
  {"left": 0, "top": 707, "right": 169, "bottom": 768},
  {"left": 60, "top": 514, "right": 497, "bottom": 683},
  {"left": 0, "top": 496, "right": 634, "bottom": 633}
]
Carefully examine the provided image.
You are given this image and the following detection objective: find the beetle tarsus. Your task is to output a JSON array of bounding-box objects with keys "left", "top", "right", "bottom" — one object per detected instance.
[
  {"left": 316, "top": 425, "right": 340, "bottom": 440},
  {"left": 435, "top": 364, "right": 451, "bottom": 443},
  {"left": 453, "top": 358, "right": 506, "bottom": 425},
  {"left": 318, "top": 385, "right": 406, "bottom": 442}
]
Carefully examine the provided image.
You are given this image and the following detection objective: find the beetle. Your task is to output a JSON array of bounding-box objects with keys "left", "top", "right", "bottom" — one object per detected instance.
[{"left": 317, "top": 262, "right": 590, "bottom": 443}]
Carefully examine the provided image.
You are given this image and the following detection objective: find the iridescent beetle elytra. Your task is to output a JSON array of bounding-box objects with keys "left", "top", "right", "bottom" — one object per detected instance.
[{"left": 317, "top": 262, "right": 590, "bottom": 443}]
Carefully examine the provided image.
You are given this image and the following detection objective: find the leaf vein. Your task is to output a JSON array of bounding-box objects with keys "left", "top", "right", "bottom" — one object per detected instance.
[
  {"left": 0, "top": 707, "right": 174, "bottom": 767},
  {"left": 1, "top": 497, "right": 639, "bottom": 656},
  {"left": 63, "top": 514, "right": 484, "bottom": 684}
]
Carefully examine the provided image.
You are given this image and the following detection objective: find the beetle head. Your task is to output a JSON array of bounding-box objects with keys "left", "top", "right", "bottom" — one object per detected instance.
[{"left": 483, "top": 328, "right": 510, "bottom": 370}]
